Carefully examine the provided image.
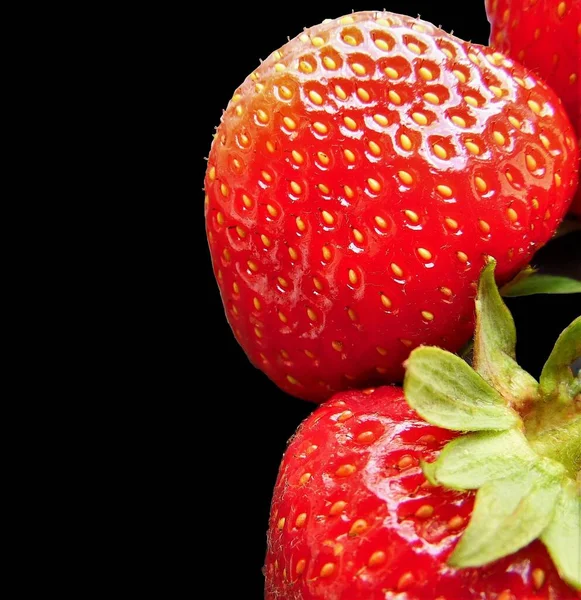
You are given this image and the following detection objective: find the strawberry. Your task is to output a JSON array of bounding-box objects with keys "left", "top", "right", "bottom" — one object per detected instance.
[
  {"left": 264, "top": 263, "right": 581, "bottom": 599},
  {"left": 204, "top": 10, "right": 578, "bottom": 402},
  {"left": 486, "top": 0, "right": 581, "bottom": 216}
]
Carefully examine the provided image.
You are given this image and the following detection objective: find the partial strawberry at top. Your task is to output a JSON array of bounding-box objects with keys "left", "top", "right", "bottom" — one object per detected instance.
[
  {"left": 486, "top": 0, "right": 581, "bottom": 216},
  {"left": 205, "top": 10, "right": 579, "bottom": 402}
]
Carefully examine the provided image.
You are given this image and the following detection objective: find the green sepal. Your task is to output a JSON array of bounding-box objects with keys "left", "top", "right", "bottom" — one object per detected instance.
[
  {"left": 501, "top": 273, "right": 581, "bottom": 297},
  {"left": 540, "top": 477, "right": 581, "bottom": 591},
  {"left": 448, "top": 458, "right": 565, "bottom": 568},
  {"left": 422, "top": 429, "right": 536, "bottom": 490},
  {"left": 539, "top": 317, "right": 581, "bottom": 403},
  {"left": 403, "top": 346, "right": 520, "bottom": 432},
  {"left": 473, "top": 262, "right": 539, "bottom": 408}
]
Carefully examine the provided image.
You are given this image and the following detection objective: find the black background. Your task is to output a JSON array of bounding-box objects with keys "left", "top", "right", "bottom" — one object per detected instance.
[{"left": 197, "top": 3, "right": 580, "bottom": 596}]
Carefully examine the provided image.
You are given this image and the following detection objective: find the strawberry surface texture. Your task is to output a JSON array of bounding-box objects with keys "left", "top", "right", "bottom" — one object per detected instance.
[
  {"left": 204, "top": 10, "right": 579, "bottom": 402},
  {"left": 486, "top": 0, "right": 581, "bottom": 216},
  {"left": 264, "top": 386, "right": 580, "bottom": 599}
]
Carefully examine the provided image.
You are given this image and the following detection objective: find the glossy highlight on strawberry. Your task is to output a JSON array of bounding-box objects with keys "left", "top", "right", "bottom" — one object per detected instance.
[
  {"left": 264, "top": 387, "right": 579, "bottom": 599},
  {"left": 204, "top": 11, "right": 579, "bottom": 402}
]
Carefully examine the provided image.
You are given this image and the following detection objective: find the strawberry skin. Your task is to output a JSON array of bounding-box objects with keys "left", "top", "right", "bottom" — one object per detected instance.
[
  {"left": 264, "top": 386, "right": 579, "bottom": 599},
  {"left": 486, "top": 0, "right": 581, "bottom": 215},
  {"left": 204, "top": 11, "right": 579, "bottom": 402}
]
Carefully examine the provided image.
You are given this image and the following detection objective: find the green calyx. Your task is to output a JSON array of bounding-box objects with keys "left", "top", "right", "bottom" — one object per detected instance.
[{"left": 403, "top": 261, "right": 581, "bottom": 591}]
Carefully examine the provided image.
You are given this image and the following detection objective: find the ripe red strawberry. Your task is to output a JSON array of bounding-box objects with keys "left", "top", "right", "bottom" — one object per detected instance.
[
  {"left": 265, "top": 264, "right": 581, "bottom": 598},
  {"left": 264, "top": 387, "right": 578, "bottom": 599},
  {"left": 486, "top": 0, "right": 581, "bottom": 216},
  {"left": 204, "top": 10, "right": 578, "bottom": 402}
]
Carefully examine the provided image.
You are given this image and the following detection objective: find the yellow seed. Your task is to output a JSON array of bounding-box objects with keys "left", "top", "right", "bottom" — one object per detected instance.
[
  {"left": 493, "top": 131, "right": 506, "bottom": 145},
  {"left": 309, "top": 90, "right": 324, "bottom": 105},
  {"left": 385, "top": 66, "right": 399, "bottom": 79},
  {"left": 557, "top": 1, "right": 566, "bottom": 17},
  {"left": 323, "top": 55, "right": 337, "bottom": 70},
  {"left": 352, "top": 229, "right": 364, "bottom": 243},
  {"left": 348, "top": 269, "right": 358, "bottom": 285},
  {"left": 464, "top": 95, "right": 479, "bottom": 107},
  {"left": 437, "top": 184, "right": 453, "bottom": 198},
  {"left": 400, "top": 134, "right": 412, "bottom": 150},
  {"left": 351, "top": 63, "right": 366, "bottom": 76},
  {"left": 445, "top": 217, "right": 459, "bottom": 230},
  {"left": 506, "top": 170, "right": 514, "bottom": 183},
  {"left": 368, "top": 141, "right": 381, "bottom": 156},
  {"left": 322, "top": 210, "right": 335, "bottom": 226},
  {"left": 242, "top": 194, "right": 253, "bottom": 208},
  {"left": 415, "top": 504, "right": 435, "bottom": 518},
  {"left": 313, "top": 121, "right": 328, "bottom": 135},
  {"left": 295, "top": 513, "right": 307, "bottom": 528},
  {"left": 253, "top": 297, "right": 261, "bottom": 310},
  {"left": 208, "top": 166, "right": 216, "bottom": 180},
  {"left": 373, "top": 114, "right": 388, "bottom": 126},
  {"left": 389, "top": 90, "right": 402, "bottom": 104},
  {"left": 256, "top": 109, "right": 268, "bottom": 123},
  {"left": 279, "top": 86, "right": 292, "bottom": 100},
  {"left": 368, "top": 551, "right": 386, "bottom": 567},
  {"left": 299, "top": 60, "right": 313, "bottom": 74},
  {"left": 398, "top": 572, "right": 414, "bottom": 590},
  {"left": 508, "top": 115, "right": 521, "bottom": 129},
  {"left": 278, "top": 311, "right": 287, "bottom": 323},
  {"left": 433, "top": 143, "right": 447, "bottom": 159},
  {"left": 357, "top": 430, "right": 376, "bottom": 443},
  {"left": 375, "top": 215, "right": 388, "bottom": 229},
  {"left": 507, "top": 208, "right": 518, "bottom": 222},
  {"left": 375, "top": 38, "right": 390, "bottom": 51},
  {"left": 320, "top": 563, "right": 335, "bottom": 578},
  {"left": 419, "top": 66, "right": 433, "bottom": 80},
  {"left": 405, "top": 209, "right": 419, "bottom": 223},
  {"left": 322, "top": 246, "right": 332, "bottom": 261},
  {"left": 347, "top": 308, "right": 357, "bottom": 322},
  {"left": 526, "top": 154, "right": 537, "bottom": 171},
  {"left": 398, "top": 171, "right": 413, "bottom": 185},
  {"left": 220, "top": 183, "right": 229, "bottom": 197},
  {"left": 555, "top": 173, "right": 562, "bottom": 186},
  {"left": 380, "top": 294, "right": 392, "bottom": 309},
  {"left": 278, "top": 276, "right": 289, "bottom": 288},
  {"left": 290, "top": 181, "right": 302, "bottom": 195},
  {"left": 424, "top": 92, "right": 440, "bottom": 105},
  {"left": 453, "top": 69, "right": 467, "bottom": 83},
  {"left": 344, "top": 149, "right": 356, "bottom": 163},
  {"left": 357, "top": 88, "right": 370, "bottom": 102},
  {"left": 296, "top": 559, "right": 306, "bottom": 575},
  {"left": 254, "top": 326, "right": 263, "bottom": 338},
  {"left": 329, "top": 500, "right": 347, "bottom": 515},
  {"left": 216, "top": 212, "right": 225, "bottom": 226},
  {"left": 465, "top": 141, "right": 480, "bottom": 155},
  {"left": 343, "top": 34, "right": 358, "bottom": 46},
  {"left": 344, "top": 116, "right": 357, "bottom": 130},
  {"left": 532, "top": 197, "right": 539, "bottom": 209},
  {"left": 267, "top": 204, "right": 278, "bottom": 217},
  {"left": 278, "top": 517, "right": 286, "bottom": 530},
  {"left": 412, "top": 112, "right": 428, "bottom": 126},
  {"left": 280, "top": 349, "right": 289, "bottom": 359},
  {"left": 247, "top": 260, "right": 259, "bottom": 272},
  {"left": 528, "top": 99, "right": 542, "bottom": 114},
  {"left": 349, "top": 519, "right": 368, "bottom": 536},
  {"left": 417, "top": 248, "right": 432, "bottom": 260},
  {"left": 407, "top": 42, "right": 422, "bottom": 54},
  {"left": 391, "top": 263, "right": 404, "bottom": 277},
  {"left": 457, "top": 251, "right": 468, "bottom": 263},
  {"left": 376, "top": 346, "right": 388, "bottom": 356},
  {"left": 532, "top": 568, "right": 546, "bottom": 590},
  {"left": 317, "top": 151, "right": 330, "bottom": 165},
  {"left": 337, "top": 410, "right": 353, "bottom": 422},
  {"left": 451, "top": 115, "right": 467, "bottom": 128},
  {"left": 344, "top": 185, "right": 355, "bottom": 199},
  {"left": 312, "top": 36, "right": 324, "bottom": 47},
  {"left": 336, "top": 464, "right": 356, "bottom": 477},
  {"left": 335, "top": 85, "right": 347, "bottom": 100},
  {"left": 442, "top": 47, "right": 453, "bottom": 59},
  {"left": 422, "top": 311, "right": 435, "bottom": 321},
  {"left": 289, "top": 247, "right": 298, "bottom": 260},
  {"left": 283, "top": 116, "right": 297, "bottom": 130},
  {"left": 307, "top": 308, "right": 318, "bottom": 321},
  {"left": 490, "top": 85, "right": 503, "bottom": 98},
  {"left": 570, "top": 73, "right": 577, "bottom": 84},
  {"left": 318, "top": 183, "right": 330, "bottom": 194},
  {"left": 475, "top": 176, "right": 487, "bottom": 192},
  {"left": 286, "top": 374, "right": 300, "bottom": 385},
  {"left": 468, "top": 52, "right": 480, "bottom": 65},
  {"left": 368, "top": 178, "right": 382, "bottom": 192},
  {"left": 479, "top": 220, "right": 491, "bottom": 234},
  {"left": 296, "top": 216, "right": 306, "bottom": 232},
  {"left": 232, "top": 282, "right": 240, "bottom": 294},
  {"left": 398, "top": 455, "right": 413, "bottom": 468},
  {"left": 332, "top": 340, "right": 343, "bottom": 352},
  {"left": 539, "top": 134, "right": 551, "bottom": 149},
  {"left": 448, "top": 515, "right": 464, "bottom": 530}
]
